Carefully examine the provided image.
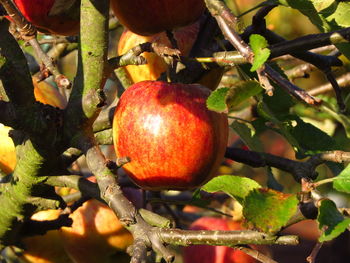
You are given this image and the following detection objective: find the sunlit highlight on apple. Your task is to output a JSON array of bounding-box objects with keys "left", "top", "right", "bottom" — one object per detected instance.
[{"left": 143, "top": 114, "right": 163, "bottom": 136}]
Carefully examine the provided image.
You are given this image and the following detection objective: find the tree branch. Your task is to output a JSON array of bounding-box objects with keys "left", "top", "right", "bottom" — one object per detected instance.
[
  {"left": 160, "top": 228, "right": 299, "bottom": 246},
  {"left": 0, "top": 20, "right": 35, "bottom": 106},
  {"left": 204, "top": 0, "right": 320, "bottom": 105}
]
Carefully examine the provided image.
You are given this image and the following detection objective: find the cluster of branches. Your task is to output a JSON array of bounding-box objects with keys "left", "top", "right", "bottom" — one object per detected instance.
[{"left": 0, "top": 0, "right": 350, "bottom": 262}]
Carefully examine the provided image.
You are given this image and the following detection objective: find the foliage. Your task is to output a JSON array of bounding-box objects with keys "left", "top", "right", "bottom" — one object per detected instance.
[{"left": 0, "top": 0, "right": 350, "bottom": 262}]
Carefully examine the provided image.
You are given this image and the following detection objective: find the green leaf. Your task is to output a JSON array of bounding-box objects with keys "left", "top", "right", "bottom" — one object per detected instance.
[
  {"left": 249, "top": 34, "right": 271, "bottom": 72},
  {"left": 333, "top": 164, "right": 350, "bottom": 194},
  {"left": 206, "top": 81, "right": 262, "bottom": 113},
  {"left": 226, "top": 81, "right": 263, "bottom": 110},
  {"left": 320, "top": 103, "right": 350, "bottom": 138},
  {"left": 243, "top": 188, "right": 298, "bottom": 233},
  {"left": 262, "top": 83, "right": 295, "bottom": 120},
  {"left": 278, "top": 0, "right": 350, "bottom": 59},
  {"left": 201, "top": 175, "right": 261, "bottom": 204},
  {"left": 257, "top": 97, "right": 337, "bottom": 157},
  {"left": 230, "top": 121, "right": 264, "bottom": 151},
  {"left": 317, "top": 199, "right": 350, "bottom": 242},
  {"left": 321, "top": 2, "right": 350, "bottom": 28},
  {"left": 256, "top": 102, "right": 303, "bottom": 153},
  {"left": 288, "top": 117, "right": 337, "bottom": 156},
  {"left": 206, "top": 87, "right": 230, "bottom": 113}
]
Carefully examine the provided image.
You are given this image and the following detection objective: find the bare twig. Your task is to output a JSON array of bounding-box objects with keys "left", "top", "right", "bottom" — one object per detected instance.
[
  {"left": 237, "top": 246, "right": 278, "bottom": 263},
  {"left": 309, "top": 73, "right": 350, "bottom": 96},
  {"left": 273, "top": 45, "right": 337, "bottom": 61},
  {"left": 306, "top": 242, "right": 323, "bottom": 263},
  {"left": 226, "top": 147, "right": 350, "bottom": 188},
  {"left": 205, "top": 0, "right": 320, "bottom": 105},
  {"left": 0, "top": 0, "right": 36, "bottom": 39},
  {"left": 160, "top": 228, "right": 299, "bottom": 246},
  {"left": 0, "top": 0, "right": 71, "bottom": 89},
  {"left": 312, "top": 150, "right": 350, "bottom": 163},
  {"left": 269, "top": 27, "right": 350, "bottom": 58},
  {"left": 324, "top": 69, "right": 346, "bottom": 112},
  {"left": 285, "top": 64, "right": 315, "bottom": 80}
]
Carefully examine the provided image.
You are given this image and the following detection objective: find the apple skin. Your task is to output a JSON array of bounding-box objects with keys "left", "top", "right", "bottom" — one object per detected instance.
[
  {"left": 11, "top": 0, "right": 79, "bottom": 36},
  {"left": 60, "top": 199, "right": 134, "bottom": 263},
  {"left": 20, "top": 198, "right": 136, "bottom": 263},
  {"left": 0, "top": 125, "right": 17, "bottom": 175},
  {"left": 183, "top": 217, "right": 257, "bottom": 263},
  {"left": 113, "top": 80, "right": 228, "bottom": 190},
  {"left": 111, "top": 0, "right": 206, "bottom": 36},
  {"left": 19, "top": 210, "right": 73, "bottom": 263},
  {"left": 118, "top": 22, "right": 200, "bottom": 84}
]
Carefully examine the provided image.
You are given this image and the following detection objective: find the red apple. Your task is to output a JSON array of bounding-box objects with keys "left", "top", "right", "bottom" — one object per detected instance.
[
  {"left": 11, "top": 0, "right": 79, "bottom": 36},
  {"left": 113, "top": 80, "right": 228, "bottom": 190},
  {"left": 183, "top": 217, "right": 257, "bottom": 263},
  {"left": 117, "top": 22, "right": 200, "bottom": 83},
  {"left": 281, "top": 219, "right": 321, "bottom": 241},
  {"left": 111, "top": 0, "right": 206, "bottom": 36}
]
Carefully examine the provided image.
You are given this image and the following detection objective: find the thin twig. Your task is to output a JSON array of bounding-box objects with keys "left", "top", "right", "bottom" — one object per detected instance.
[
  {"left": 309, "top": 73, "right": 350, "bottom": 96},
  {"left": 306, "top": 242, "right": 323, "bottom": 263},
  {"left": 237, "top": 246, "right": 278, "bottom": 263},
  {"left": 324, "top": 69, "right": 346, "bottom": 112},
  {"left": 269, "top": 27, "right": 350, "bottom": 58},
  {"left": 205, "top": 0, "right": 319, "bottom": 105},
  {"left": 160, "top": 228, "right": 299, "bottom": 246},
  {"left": 0, "top": 0, "right": 71, "bottom": 89},
  {"left": 285, "top": 64, "right": 315, "bottom": 80}
]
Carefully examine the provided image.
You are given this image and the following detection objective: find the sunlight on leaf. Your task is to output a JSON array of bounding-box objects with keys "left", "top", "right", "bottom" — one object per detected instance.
[
  {"left": 333, "top": 164, "right": 350, "bottom": 194},
  {"left": 249, "top": 34, "right": 270, "bottom": 72},
  {"left": 206, "top": 87, "right": 230, "bottom": 112},
  {"left": 201, "top": 175, "right": 261, "bottom": 204},
  {"left": 243, "top": 188, "right": 298, "bottom": 233}
]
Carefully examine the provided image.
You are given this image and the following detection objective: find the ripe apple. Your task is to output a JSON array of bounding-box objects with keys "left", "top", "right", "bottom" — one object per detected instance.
[
  {"left": 118, "top": 22, "right": 224, "bottom": 91},
  {"left": 60, "top": 199, "right": 134, "bottom": 263},
  {"left": 113, "top": 80, "right": 228, "bottom": 190},
  {"left": 182, "top": 217, "right": 257, "bottom": 263},
  {"left": 281, "top": 219, "right": 321, "bottom": 241},
  {"left": 0, "top": 124, "right": 17, "bottom": 174},
  {"left": 111, "top": 0, "right": 206, "bottom": 36},
  {"left": 11, "top": 0, "right": 79, "bottom": 36},
  {"left": 19, "top": 199, "right": 135, "bottom": 263},
  {"left": 118, "top": 22, "right": 200, "bottom": 84},
  {"left": 0, "top": 77, "right": 66, "bottom": 174},
  {"left": 19, "top": 209, "right": 72, "bottom": 263}
]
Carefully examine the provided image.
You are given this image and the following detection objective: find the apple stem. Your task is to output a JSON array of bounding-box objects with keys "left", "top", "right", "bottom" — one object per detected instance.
[
  {"left": 0, "top": 0, "right": 36, "bottom": 40},
  {"left": 115, "top": 156, "right": 131, "bottom": 166},
  {"left": 165, "top": 30, "right": 178, "bottom": 50},
  {"left": 0, "top": 0, "right": 71, "bottom": 91}
]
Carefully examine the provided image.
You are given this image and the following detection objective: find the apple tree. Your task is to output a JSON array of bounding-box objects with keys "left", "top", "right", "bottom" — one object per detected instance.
[{"left": 0, "top": 0, "right": 350, "bottom": 262}]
